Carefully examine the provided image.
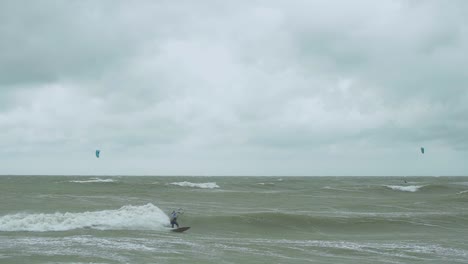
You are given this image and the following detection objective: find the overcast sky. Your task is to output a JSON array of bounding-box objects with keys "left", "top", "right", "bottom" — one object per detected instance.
[{"left": 1, "top": 0, "right": 467, "bottom": 176}]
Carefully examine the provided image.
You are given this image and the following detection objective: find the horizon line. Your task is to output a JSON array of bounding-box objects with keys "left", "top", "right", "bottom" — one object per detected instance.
[{"left": 1, "top": 174, "right": 466, "bottom": 177}]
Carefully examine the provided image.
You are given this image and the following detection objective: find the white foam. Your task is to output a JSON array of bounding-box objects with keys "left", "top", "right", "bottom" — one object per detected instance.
[
  {"left": 255, "top": 238, "right": 467, "bottom": 259},
  {"left": 69, "top": 178, "right": 115, "bottom": 183},
  {"left": 170, "top": 181, "right": 219, "bottom": 189},
  {"left": 385, "top": 185, "right": 423, "bottom": 192},
  {"left": 322, "top": 186, "right": 362, "bottom": 192},
  {"left": 257, "top": 182, "right": 275, "bottom": 186},
  {"left": 457, "top": 190, "right": 468, "bottom": 195},
  {"left": 206, "top": 237, "right": 468, "bottom": 261},
  {"left": 0, "top": 203, "right": 169, "bottom": 232}
]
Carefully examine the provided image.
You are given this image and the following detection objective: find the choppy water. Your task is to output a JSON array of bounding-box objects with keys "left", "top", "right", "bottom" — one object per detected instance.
[{"left": 1, "top": 176, "right": 467, "bottom": 263}]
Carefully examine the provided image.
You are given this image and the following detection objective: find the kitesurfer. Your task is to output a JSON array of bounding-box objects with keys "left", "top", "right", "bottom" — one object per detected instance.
[{"left": 170, "top": 210, "right": 180, "bottom": 228}]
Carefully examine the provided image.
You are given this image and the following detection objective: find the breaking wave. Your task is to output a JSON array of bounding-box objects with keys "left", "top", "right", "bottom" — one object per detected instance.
[
  {"left": 69, "top": 178, "right": 115, "bottom": 183},
  {"left": 170, "top": 181, "right": 219, "bottom": 189},
  {"left": 0, "top": 204, "right": 169, "bottom": 232},
  {"left": 257, "top": 182, "right": 275, "bottom": 186},
  {"left": 384, "top": 185, "right": 424, "bottom": 192}
]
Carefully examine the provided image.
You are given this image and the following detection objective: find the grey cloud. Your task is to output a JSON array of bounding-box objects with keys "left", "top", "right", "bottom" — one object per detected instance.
[
  {"left": 0, "top": 1, "right": 158, "bottom": 86},
  {"left": 1, "top": 0, "right": 467, "bottom": 175}
]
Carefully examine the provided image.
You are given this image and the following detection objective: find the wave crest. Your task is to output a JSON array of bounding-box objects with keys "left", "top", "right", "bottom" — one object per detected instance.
[
  {"left": 384, "top": 185, "right": 424, "bottom": 192},
  {"left": 0, "top": 203, "right": 169, "bottom": 232},
  {"left": 69, "top": 178, "right": 115, "bottom": 183},
  {"left": 170, "top": 181, "right": 219, "bottom": 189}
]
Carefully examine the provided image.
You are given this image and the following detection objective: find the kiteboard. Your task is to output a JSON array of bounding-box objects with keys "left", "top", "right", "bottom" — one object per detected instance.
[{"left": 171, "top": 227, "right": 190, "bottom": 233}]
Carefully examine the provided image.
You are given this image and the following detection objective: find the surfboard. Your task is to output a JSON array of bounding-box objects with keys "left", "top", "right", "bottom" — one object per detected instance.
[{"left": 171, "top": 226, "right": 190, "bottom": 233}]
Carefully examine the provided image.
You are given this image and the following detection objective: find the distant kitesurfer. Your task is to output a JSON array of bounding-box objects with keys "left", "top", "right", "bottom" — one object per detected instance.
[{"left": 170, "top": 210, "right": 180, "bottom": 228}]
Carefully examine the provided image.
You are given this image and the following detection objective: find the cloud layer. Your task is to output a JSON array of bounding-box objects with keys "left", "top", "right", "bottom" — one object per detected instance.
[{"left": 1, "top": 0, "right": 467, "bottom": 175}]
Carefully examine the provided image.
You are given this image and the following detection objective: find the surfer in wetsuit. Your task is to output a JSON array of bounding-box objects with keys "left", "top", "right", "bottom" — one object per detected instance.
[{"left": 170, "top": 210, "right": 180, "bottom": 228}]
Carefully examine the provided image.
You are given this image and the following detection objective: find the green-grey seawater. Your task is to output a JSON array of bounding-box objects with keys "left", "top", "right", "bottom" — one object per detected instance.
[{"left": 1, "top": 176, "right": 467, "bottom": 263}]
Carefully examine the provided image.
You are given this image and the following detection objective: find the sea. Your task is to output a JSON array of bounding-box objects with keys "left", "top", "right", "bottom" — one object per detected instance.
[{"left": 1, "top": 176, "right": 467, "bottom": 264}]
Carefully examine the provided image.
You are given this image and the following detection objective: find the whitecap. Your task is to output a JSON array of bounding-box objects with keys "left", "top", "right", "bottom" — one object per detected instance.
[
  {"left": 0, "top": 203, "right": 169, "bottom": 232},
  {"left": 69, "top": 178, "right": 115, "bottom": 183},
  {"left": 170, "top": 181, "right": 219, "bottom": 189},
  {"left": 257, "top": 182, "right": 275, "bottom": 186},
  {"left": 384, "top": 185, "right": 424, "bottom": 192},
  {"left": 322, "top": 186, "right": 361, "bottom": 192}
]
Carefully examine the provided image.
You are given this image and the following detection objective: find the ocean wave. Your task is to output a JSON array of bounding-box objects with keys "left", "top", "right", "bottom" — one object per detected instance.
[
  {"left": 457, "top": 190, "right": 468, "bottom": 195},
  {"left": 0, "top": 203, "right": 169, "bottom": 232},
  {"left": 228, "top": 238, "right": 468, "bottom": 261},
  {"left": 257, "top": 182, "right": 275, "bottom": 186},
  {"left": 170, "top": 181, "right": 219, "bottom": 189},
  {"left": 384, "top": 185, "right": 424, "bottom": 192},
  {"left": 69, "top": 178, "right": 115, "bottom": 183},
  {"left": 322, "top": 186, "right": 363, "bottom": 192},
  {"left": 190, "top": 211, "right": 461, "bottom": 231}
]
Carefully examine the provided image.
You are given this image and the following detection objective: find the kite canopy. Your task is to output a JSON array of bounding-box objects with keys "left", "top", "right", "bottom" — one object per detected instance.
[
  {"left": 420, "top": 147, "right": 425, "bottom": 154},
  {"left": 96, "top": 150, "right": 100, "bottom": 158}
]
